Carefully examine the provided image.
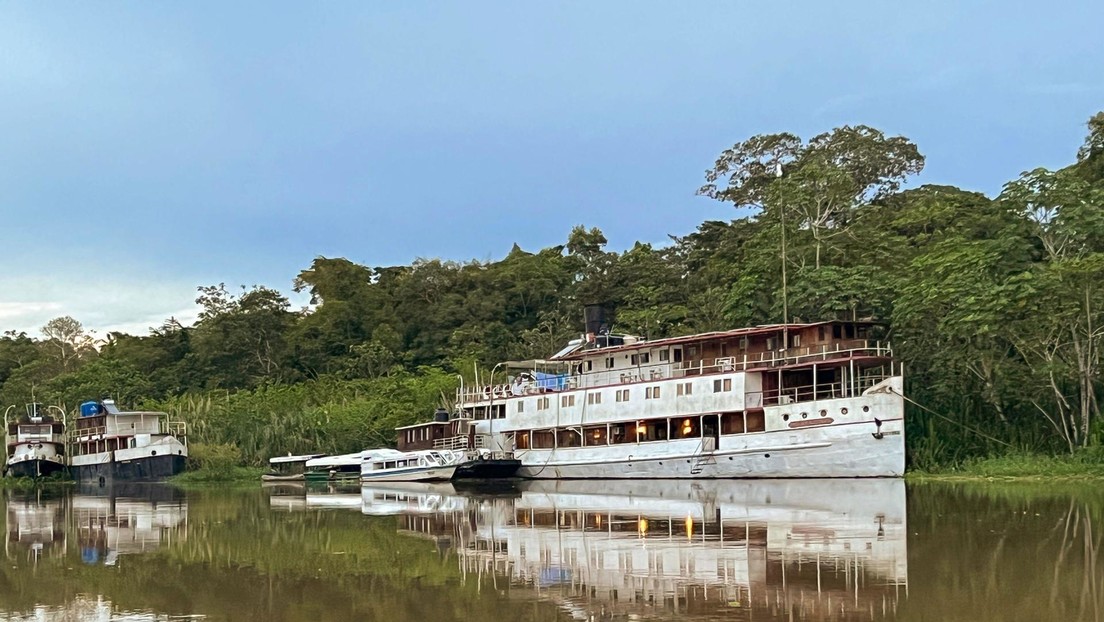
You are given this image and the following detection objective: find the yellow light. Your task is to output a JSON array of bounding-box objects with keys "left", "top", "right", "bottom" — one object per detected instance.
[
  {"left": 638, "top": 518, "right": 648, "bottom": 534},
  {"left": 636, "top": 425, "right": 647, "bottom": 435},
  {"left": 593, "top": 430, "right": 601, "bottom": 438},
  {"left": 685, "top": 514, "right": 694, "bottom": 540}
]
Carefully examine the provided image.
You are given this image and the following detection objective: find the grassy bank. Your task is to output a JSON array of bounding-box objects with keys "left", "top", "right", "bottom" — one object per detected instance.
[
  {"left": 907, "top": 449, "right": 1104, "bottom": 481},
  {"left": 170, "top": 466, "right": 265, "bottom": 485}
]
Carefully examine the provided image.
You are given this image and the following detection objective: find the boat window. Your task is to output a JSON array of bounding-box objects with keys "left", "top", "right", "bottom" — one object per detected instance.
[
  {"left": 532, "top": 429, "right": 555, "bottom": 449},
  {"left": 713, "top": 378, "right": 733, "bottom": 392},
  {"left": 516, "top": 432, "right": 530, "bottom": 450},
  {"left": 833, "top": 324, "right": 842, "bottom": 339},
  {"left": 677, "top": 382, "right": 693, "bottom": 396},
  {"left": 557, "top": 428, "right": 581, "bottom": 448},
  {"left": 746, "top": 412, "right": 766, "bottom": 433},
  {"left": 517, "top": 400, "right": 525, "bottom": 413},
  {"left": 616, "top": 389, "right": 630, "bottom": 402},
  {"left": 587, "top": 392, "right": 602, "bottom": 405},
  {"left": 605, "top": 357, "right": 614, "bottom": 369},
  {"left": 636, "top": 419, "right": 668, "bottom": 442},
  {"left": 561, "top": 394, "right": 576, "bottom": 407},
  {"left": 659, "top": 349, "right": 669, "bottom": 362},
  {"left": 818, "top": 326, "right": 826, "bottom": 341},
  {"left": 721, "top": 412, "right": 745, "bottom": 434},
  {"left": 537, "top": 397, "right": 550, "bottom": 411},
  {"left": 675, "top": 417, "right": 700, "bottom": 438},
  {"left": 645, "top": 386, "right": 661, "bottom": 399},
  {"left": 583, "top": 425, "right": 607, "bottom": 446},
  {"left": 608, "top": 423, "right": 632, "bottom": 444}
]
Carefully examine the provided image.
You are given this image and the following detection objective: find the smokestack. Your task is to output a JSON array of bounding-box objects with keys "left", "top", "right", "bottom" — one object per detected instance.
[{"left": 583, "top": 305, "right": 608, "bottom": 337}]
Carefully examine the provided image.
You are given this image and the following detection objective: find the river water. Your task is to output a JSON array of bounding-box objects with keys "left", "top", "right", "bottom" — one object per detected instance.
[{"left": 0, "top": 479, "right": 1099, "bottom": 621}]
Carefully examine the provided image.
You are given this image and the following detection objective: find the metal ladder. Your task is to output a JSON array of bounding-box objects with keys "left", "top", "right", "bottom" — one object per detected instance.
[{"left": 690, "top": 452, "right": 716, "bottom": 475}]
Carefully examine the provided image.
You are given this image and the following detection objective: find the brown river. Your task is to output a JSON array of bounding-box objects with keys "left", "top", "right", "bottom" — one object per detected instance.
[{"left": 0, "top": 479, "right": 1100, "bottom": 621}]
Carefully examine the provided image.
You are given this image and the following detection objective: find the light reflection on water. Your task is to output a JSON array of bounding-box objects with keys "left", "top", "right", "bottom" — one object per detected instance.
[
  {"left": 1, "top": 479, "right": 1103, "bottom": 621},
  {"left": 355, "top": 479, "right": 908, "bottom": 620}
]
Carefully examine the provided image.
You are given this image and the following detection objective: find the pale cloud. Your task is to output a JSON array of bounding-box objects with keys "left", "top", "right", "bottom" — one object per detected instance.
[{"left": 0, "top": 275, "right": 202, "bottom": 338}]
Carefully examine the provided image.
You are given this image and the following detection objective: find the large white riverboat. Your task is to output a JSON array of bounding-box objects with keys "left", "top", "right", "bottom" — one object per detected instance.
[{"left": 452, "top": 319, "right": 904, "bottom": 479}]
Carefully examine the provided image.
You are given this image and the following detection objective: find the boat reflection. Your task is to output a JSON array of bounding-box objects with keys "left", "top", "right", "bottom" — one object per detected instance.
[
  {"left": 71, "top": 485, "right": 188, "bottom": 566},
  {"left": 291, "top": 479, "right": 907, "bottom": 619},
  {"left": 4, "top": 490, "right": 67, "bottom": 565}
]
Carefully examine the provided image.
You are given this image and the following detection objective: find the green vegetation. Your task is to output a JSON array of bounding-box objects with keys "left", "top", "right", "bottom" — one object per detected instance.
[{"left": 1, "top": 111, "right": 1103, "bottom": 473}]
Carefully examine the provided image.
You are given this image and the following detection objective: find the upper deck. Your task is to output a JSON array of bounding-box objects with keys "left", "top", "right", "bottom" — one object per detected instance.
[{"left": 458, "top": 321, "right": 891, "bottom": 407}]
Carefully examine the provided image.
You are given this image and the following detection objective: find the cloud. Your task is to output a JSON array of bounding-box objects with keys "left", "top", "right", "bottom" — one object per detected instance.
[{"left": 0, "top": 274, "right": 201, "bottom": 338}]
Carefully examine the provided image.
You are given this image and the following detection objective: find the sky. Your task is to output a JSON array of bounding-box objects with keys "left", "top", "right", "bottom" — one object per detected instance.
[{"left": 1, "top": 1, "right": 1102, "bottom": 338}]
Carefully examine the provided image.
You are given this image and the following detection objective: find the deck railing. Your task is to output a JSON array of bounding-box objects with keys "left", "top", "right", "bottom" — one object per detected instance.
[{"left": 457, "top": 341, "right": 892, "bottom": 404}]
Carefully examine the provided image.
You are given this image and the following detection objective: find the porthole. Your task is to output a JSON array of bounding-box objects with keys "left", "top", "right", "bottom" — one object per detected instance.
[
  {"left": 801, "top": 412, "right": 808, "bottom": 419},
  {"left": 841, "top": 407, "right": 849, "bottom": 415},
  {"left": 764, "top": 453, "right": 771, "bottom": 458},
  {"left": 863, "top": 406, "right": 870, "bottom": 413},
  {"left": 819, "top": 409, "right": 827, "bottom": 417},
  {"left": 782, "top": 414, "right": 790, "bottom": 421},
  {"left": 151, "top": 450, "right": 157, "bottom": 456}
]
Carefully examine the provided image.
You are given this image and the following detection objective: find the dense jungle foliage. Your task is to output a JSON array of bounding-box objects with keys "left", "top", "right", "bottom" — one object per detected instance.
[{"left": 2, "top": 111, "right": 1103, "bottom": 469}]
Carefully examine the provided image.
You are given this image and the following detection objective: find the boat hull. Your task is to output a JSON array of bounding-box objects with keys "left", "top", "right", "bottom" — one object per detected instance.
[
  {"left": 6, "top": 458, "right": 67, "bottom": 479},
  {"left": 361, "top": 465, "right": 456, "bottom": 482},
  {"left": 452, "top": 458, "right": 521, "bottom": 479},
  {"left": 515, "top": 416, "right": 904, "bottom": 479},
  {"left": 261, "top": 473, "right": 305, "bottom": 482},
  {"left": 304, "top": 471, "right": 361, "bottom": 483},
  {"left": 72, "top": 454, "right": 187, "bottom": 485}
]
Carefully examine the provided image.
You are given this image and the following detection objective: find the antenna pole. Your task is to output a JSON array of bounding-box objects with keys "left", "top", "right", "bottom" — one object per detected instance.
[{"left": 777, "top": 164, "right": 789, "bottom": 356}]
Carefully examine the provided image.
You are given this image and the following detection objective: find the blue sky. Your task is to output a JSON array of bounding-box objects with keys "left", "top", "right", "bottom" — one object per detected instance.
[{"left": 1, "top": 2, "right": 1101, "bottom": 337}]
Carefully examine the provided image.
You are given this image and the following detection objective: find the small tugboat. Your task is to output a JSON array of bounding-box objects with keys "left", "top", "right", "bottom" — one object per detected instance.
[
  {"left": 69, "top": 399, "right": 188, "bottom": 485},
  {"left": 396, "top": 408, "right": 521, "bottom": 479},
  {"left": 4, "top": 403, "right": 67, "bottom": 479}
]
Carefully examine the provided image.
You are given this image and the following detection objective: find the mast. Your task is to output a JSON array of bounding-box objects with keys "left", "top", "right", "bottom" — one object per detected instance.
[{"left": 776, "top": 163, "right": 789, "bottom": 355}]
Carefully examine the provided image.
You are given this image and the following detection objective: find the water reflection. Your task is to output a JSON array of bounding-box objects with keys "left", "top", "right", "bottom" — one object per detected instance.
[
  {"left": 353, "top": 479, "right": 908, "bottom": 620},
  {"left": 3, "top": 480, "right": 1103, "bottom": 620},
  {"left": 72, "top": 485, "right": 187, "bottom": 566}
]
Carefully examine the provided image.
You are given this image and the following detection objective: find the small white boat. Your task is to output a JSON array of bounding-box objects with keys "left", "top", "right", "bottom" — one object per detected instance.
[
  {"left": 262, "top": 453, "right": 325, "bottom": 482},
  {"left": 360, "top": 449, "right": 458, "bottom": 482},
  {"left": 304, "top": 452, "right": 365, "bottom": 482}
]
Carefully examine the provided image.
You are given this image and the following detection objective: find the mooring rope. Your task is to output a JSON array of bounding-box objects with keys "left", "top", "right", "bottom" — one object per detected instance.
[{"left": 888, "top": 387, "right": 1013, "bottom": 448}]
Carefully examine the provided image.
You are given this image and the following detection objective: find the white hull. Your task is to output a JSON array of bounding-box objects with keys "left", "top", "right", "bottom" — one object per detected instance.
[
  {"left": 360, "top": 464, "right": 456, "bottom": 482},
  {"left": 515, "top": 418, "right": 903, "bottom": 479}
]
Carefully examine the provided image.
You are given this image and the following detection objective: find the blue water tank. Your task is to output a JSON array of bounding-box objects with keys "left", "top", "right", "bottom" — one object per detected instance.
[{"left": 80, "top": 401, "right": 102, "bottom": 417}]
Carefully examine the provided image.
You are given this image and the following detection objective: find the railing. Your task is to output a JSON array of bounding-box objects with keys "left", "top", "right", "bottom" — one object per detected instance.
[
  {"left": 69, "top": 425, "right": 107, "bottom": 441},
  {"left": 745, "top": 371, "right": 893, "bottom": 407},
  {"left": 456, "top": 341, "right": 892, "bottom": 404},
  {"left": 164, "top": 421, "right": 187, "bottom": 437},
  {"left": 433, "top": 436, "right": 470, "bottom": 450}
]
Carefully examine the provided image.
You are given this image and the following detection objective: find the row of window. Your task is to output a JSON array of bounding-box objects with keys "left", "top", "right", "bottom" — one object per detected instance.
[
  {"left": 513, "top": 412, "right": 766, "bottom": 450},
  {"left": 519, "top": 379, "right": 734, "bottom": 413}
]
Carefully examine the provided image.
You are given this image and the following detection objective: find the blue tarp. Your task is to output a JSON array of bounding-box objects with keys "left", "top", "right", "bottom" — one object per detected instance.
[{"left": 534, "top": 371, "right": 568, "bottom": 391}]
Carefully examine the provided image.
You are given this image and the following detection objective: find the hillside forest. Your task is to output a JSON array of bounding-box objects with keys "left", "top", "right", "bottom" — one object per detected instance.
[{"left": 3, "top": 111, "right": 1103, "bottom": 470}]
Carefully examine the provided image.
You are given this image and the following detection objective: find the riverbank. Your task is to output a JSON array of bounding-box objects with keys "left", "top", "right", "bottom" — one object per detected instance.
[
  {"left": 906, "top": 450, "right": 1104, "bottom": 481},
  {"left": 170, "top": 466, "right": 265, "bottom": 485}
]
